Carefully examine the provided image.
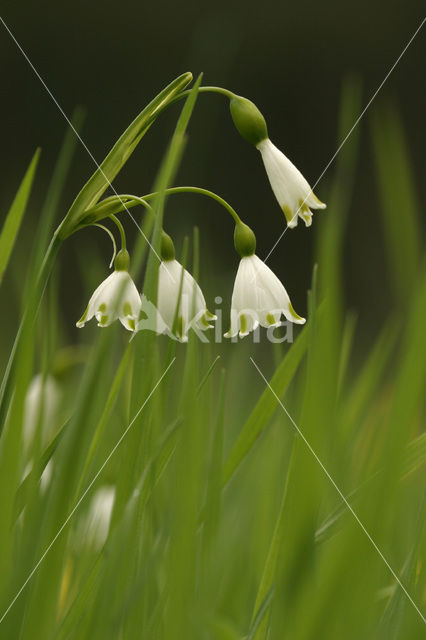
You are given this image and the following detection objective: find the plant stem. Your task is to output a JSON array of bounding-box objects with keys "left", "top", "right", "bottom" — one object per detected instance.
[
  {"left": 170, "top": 86, "right": 235, "bottom": 104},
  {"left": 109, "top": 214, "right": 127, "bottom": 250},
  {"left": 142, "top": 187, "right": 242, "bottom": 225},
  {"left": 94, "top": 223, "right": 117, "bottom": 267}
]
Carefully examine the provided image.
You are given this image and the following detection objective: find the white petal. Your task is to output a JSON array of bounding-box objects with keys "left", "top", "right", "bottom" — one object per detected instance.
[
  {"left": 157, "top": 260, "right": 183, "bottom": 330},
  {"left": 257, "top": 138, "right": 325, "bottom": 225},
  {"left": 157, "top": 260, "right": 212, "bottom": 339},
  {"left": 76, "top": 272, "right": 116, "bottom": 327},
  {"left": 226, "top": 254, "right": 305, "bottom": 336},
  {"left": 118, "top": 277, "right": 141, "bottom": 332},
  {"left": 77, "top": 270, "right": 141, "bottom": 330}
]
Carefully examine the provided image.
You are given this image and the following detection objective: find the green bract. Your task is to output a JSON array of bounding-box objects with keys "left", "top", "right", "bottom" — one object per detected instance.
[{"left": 230, "top": 95, "right": 268, "bottom": 147}]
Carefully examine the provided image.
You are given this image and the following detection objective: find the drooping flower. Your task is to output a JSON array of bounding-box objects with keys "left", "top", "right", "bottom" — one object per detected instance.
[
  {"left": 22, "top": 373, "right": 62, "bottom": 492},
  {"left": 137, "top": 231, "right": 215, "bottom": 341},
  {"left": 23, "top": 374, "right": 62, "bottom": 453},
  {"left": 229, "top": 95, "right": 325, "bottom": 228},
  {"left": 225, "top": 222, "right": 305, "bottom": 338},
  {"left": 157, "top": 260, "right": 216, "bottom": 341},
  {"left": 256, "top": 138, "right": 326, "bottom": 228},
  {"left": 76, "top": 249, "right": 141, "bottom": 331},
  {"left": 73, "top": 486, "right": 115, "bottom": 551}
]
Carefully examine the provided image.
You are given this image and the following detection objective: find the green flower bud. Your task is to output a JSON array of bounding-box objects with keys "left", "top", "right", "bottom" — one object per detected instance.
[
  {"left": 160, "top": 230, "right": 176, "bottom": 261},
  {"left": 234, "top": 222, "right": 256, "bottom": 257},
  {"left": 230, "top": 95, "right": 268, "bottom": 146},
  {"left": 114, "top": 248, "right": 130, "bottom": 271}
]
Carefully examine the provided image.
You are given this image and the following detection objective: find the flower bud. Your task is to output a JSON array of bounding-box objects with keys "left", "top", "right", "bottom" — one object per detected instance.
[
  {"left": 230, "top": 96, "right": 268, "bottom": 146},
  {"left": 234, "top": 222, "right": 256, "bottom": 257}
]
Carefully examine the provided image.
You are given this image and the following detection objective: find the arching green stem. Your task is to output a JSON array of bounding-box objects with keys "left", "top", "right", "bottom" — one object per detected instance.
[
  {"left": 107, "top": 188, "right": 242, "bottom": 226},
  {"left": 170, "top": 86, "right": 235, "bottom": 104},
  {"left": 119, "top": 194, "right": 154, "bottom": 214},
  {"left": 109, "top": 214, "right": 127, "bottom": 251},
  {"left": 142, "top": 186, "right": 242, "bottom": 225},
  {"left": 94, "top": 223, "right": 117, "bottom": 267}
]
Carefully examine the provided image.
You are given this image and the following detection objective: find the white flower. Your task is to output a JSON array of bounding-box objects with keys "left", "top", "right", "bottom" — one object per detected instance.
[
  {"left": 76, "top": 269, "right": 141, "bottom": 331},
  {"left": 225, "top": 254, "right": 305, "bottom": 338},
  {"left": 155, "top": 260, "right": 216, "bottom": 342},
  {"left": 23, "top": 374, "right": 61, "bottom": 452},
  {"left": 74, "top": 486, "right": 115, "bottom": 551},
  {"left": 22, "top": 374, "right": 61, "bottom": 492},
  {"left": 256, "top": 138, "right": 326, "bottom": 228}
]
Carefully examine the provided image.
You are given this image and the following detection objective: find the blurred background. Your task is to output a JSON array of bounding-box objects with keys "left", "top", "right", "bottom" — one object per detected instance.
[{"left": 0, "top": 0, "right": 425, "bottom": 350}]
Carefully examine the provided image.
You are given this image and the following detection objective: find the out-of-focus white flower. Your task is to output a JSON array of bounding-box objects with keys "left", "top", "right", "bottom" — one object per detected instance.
[
  {"left": 225, "top": 254, "right": 305, "bottom": 338},
  {"left": 76, "top": 250, "right": 140, "bottom": 332},
  {"left": 23, "top": 374, "right": 61, "bottom": 455},
  {"left": 22, "top": 373, "right": 62, "bottom": 493},
  {"left": 256, "top": 138, "right": 326, "bottom": 228},
  {"left": 76, "top": 486, "right": 116, "bottom": 551},
  {"left": 155, "top": 259, "right": 216, "bottom": 342}
]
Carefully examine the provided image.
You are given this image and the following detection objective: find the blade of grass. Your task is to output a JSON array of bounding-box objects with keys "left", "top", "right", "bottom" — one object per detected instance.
[
  {"left": 249, "top": 436, "right": 296, "bottom": 640},
  {"left": 0, "top": 148, "right": 40, "bottom": 285},
  {"left": 370, "top": 101, "right": 421, "bottom": 304},
  {"left": 222, "top": 322, "right": 310, "bottom": 486}
]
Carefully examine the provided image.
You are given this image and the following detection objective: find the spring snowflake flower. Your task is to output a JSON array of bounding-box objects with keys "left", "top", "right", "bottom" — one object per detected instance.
[
  {"left": 139, "top": 231, "right": 215, "bottom": 341},
  {"left": 225, "top": 222, "right": 305, "bottom": 338},
  {"left": 156, "top": 259, "right": 215, "bottom": 342},
  {"left": 22, "top": 373, "right": 61, "bottom": 492},
  {"left": 76, "top": 249, "right": 141, "bottom": 331},
  {"left": 229, "top": 95, "right": 325, "bottom": 228},
  {"left": 23, "top": 374, "right": 61, "bottom": 452},
  {"left": 256, "top": 139, "right": 326, "bottom": 228},
  {"left": 73, "top": 486, "right": 115, "bottom": 551}
]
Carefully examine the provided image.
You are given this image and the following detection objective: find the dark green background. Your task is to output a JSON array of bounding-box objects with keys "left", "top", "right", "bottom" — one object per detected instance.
[{"left": 0, "top": 1, "right": 425, "bottom": 338}]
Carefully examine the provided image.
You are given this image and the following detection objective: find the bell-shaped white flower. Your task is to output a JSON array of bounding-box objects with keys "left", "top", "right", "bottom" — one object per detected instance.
[
  {"left": 22, "top": 373, "right": 61, "bottom": 492},
  {"left": 76, "top": 250, "right": 141, "bottom": 331},
  {"left": 73, "top": 486, "right": 115, "bottom": 551},
  {"left": 225, "top": 254, "right": 305, "bottom": 338},
  {"left": 156, "top": 259, "right": 216, "bottom": 342},
  {"left": 23, "top": 374, "right": 62, "bottom": 454},
  {"left": 256, "top": 138, "right": 326, "bottom": 228},
  {"left": 136, "top": 230, "right": 215, "bottom": 341}
]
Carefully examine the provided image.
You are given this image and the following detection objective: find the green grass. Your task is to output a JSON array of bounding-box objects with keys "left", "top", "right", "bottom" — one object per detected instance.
[{"left": 0, "top": 76, "right": 425, "bottom": 640}]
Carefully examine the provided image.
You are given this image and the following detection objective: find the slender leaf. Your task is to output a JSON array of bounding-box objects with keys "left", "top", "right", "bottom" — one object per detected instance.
[{"left": 0, "top": 149, "right": 40, "bottom": 284}]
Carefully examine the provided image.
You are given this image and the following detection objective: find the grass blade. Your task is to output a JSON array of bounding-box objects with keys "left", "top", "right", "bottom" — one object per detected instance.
[
  {"left": 222, "top": 324, "right": 309, "bottom": 486},
  {"left": 0, "top": 149, "right": 40, "bottom": 285}
]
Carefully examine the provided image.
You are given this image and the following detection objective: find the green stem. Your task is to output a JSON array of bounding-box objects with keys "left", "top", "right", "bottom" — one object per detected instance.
[
  {"left": 170, "top": 86, "right": 235, "bottom": 104},
  {"left": 142, "top": 187, "right": 242, "bottom": 225},
  {"left": 94, "top": 223, "right": 117, "bottom": 267},
  {"left": 119, "top": 194, "right": 154, "bottom": 213},
  {"left": 109, "top": 214, "right": 127, "bottom": 250}
]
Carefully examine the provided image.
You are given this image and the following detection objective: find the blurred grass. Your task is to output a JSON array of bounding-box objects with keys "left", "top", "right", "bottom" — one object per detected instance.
[{"left": 0, "top": 77, "right": 425, "bottom": 640}]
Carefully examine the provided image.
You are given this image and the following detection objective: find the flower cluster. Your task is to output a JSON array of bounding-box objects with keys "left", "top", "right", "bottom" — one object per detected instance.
[
  {"left": 76, "top": 82, "right": 325, "bottom": 340},
  {"left": 77, "top": 226, "right": 305, "bottom": 341}
]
